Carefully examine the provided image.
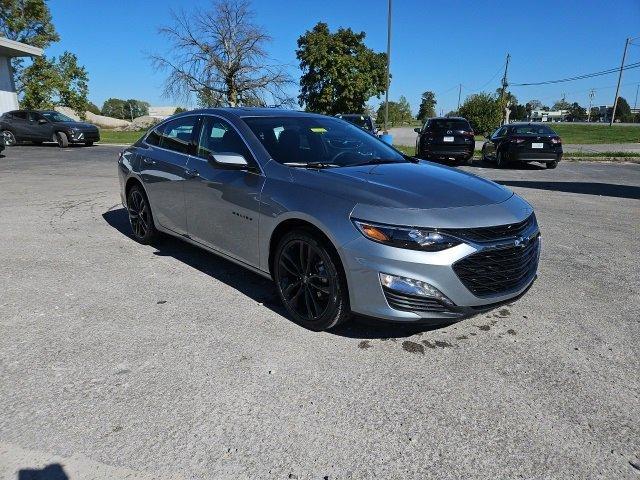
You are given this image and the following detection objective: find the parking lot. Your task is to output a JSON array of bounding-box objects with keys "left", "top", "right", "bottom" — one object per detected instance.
[{"left": 1, "top": 145, "right": 639, "bottom": 479}]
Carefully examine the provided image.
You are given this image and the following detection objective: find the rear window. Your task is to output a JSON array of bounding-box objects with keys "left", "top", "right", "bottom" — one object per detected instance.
[
  {"left": 429, "top": 119, "right": 471, "bottom": 131},
  {"left": 510, "top": 125, "right": 556, "bottom": 135}
]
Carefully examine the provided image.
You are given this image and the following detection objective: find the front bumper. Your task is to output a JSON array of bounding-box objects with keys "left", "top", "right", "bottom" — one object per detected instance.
[
  {"left": 68, "top": 130, "right": 100, "bottom": 143},
  {"left": 340, "top": 205, "right": 540, "bottom": 323}
]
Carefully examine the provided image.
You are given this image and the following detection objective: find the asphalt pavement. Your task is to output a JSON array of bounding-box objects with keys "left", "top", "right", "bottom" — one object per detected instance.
[{"left": 1, "top": 145, "right": 639, "bottom": 479}]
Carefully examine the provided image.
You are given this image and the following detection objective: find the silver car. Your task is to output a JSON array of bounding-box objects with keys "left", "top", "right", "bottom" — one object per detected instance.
[{"left": 118, "top": 108, "right": 540, "bottom": 331}]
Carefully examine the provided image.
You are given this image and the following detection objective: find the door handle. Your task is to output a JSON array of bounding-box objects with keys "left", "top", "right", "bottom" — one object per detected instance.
[
  {"left": 185, "top": 168, "right": 199, "bottom": 178},
  {"left": 141, "top": 156, "right": 156, "bottom": 165}
]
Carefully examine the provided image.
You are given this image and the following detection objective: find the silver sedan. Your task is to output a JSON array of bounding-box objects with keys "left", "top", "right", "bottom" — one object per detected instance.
[{"left": 118, "top": 108, "right": 540, "bottom": 331}]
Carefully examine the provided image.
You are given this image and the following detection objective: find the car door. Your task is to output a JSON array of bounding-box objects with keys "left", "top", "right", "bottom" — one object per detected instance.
[
  {"left": 27, "top": 112, "right": 53, "bottom": 140},
  {"left": 183, "top": 115, "right": 264, "bottom": 267},
  {"left": 7, "top": 111, "right": 30, "bottom": 140},
  {"left": 138, "top": 116, "right": 199, "bottom": 236},
  {"left": 485, "top": 126, "right": 506, "bottom": 159}
]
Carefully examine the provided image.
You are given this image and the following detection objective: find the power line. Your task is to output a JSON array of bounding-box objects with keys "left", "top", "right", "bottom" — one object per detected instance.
[{"left": 511, "top": 61, "right": 640, "bottom": 86}]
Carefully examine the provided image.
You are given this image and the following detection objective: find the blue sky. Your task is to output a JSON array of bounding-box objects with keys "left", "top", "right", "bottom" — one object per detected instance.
[{"left": 47, "top": 0, "right": 640, "bottom": 114}]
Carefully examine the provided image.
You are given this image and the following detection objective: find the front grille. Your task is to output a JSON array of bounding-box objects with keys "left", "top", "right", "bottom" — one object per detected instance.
[
  {"left": 383, "top": 287, "right": 452, "bottom": 313},
  {"left": 453, "top": 235, "right": 540, "bottom": 297},
  {"left": 443, "top": 214, "right": 536, "bottom": 243}
]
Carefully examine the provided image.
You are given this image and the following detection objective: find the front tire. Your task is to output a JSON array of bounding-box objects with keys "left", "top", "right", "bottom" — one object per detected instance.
[
  {"left": 84, "top": 141, "right": 94, "bottom": 147},
  {"left": 274, "top": 230, "right": 351, "bottom": 331},
  {"left": 126, "top": 184, "right": 158, "bottom": 244},
  {"left": 2, "top": 130, "right": 16, "bottom": 146},
  {"left": 55, "top": 132, "right": 69, "bottom": 148}
]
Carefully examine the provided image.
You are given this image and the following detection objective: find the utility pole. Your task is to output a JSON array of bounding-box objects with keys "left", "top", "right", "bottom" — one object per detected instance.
[
  {"left": 499, "top": 53, "right": 511, "bottom": 125},
  {"left": 634, "top": 83, "right": 639, "bottom": 110},
  {"left": 610, "top": 37, "right": 630, "bottom": 126},
  {"left": 383, "top": 0, "right": 392, "bottom": 133},
  {"left": 587, "top": 89, "right": 595, "bottom": 122},
  {"left": 457, "top": 83, "right": 462, "bottom": 111}
]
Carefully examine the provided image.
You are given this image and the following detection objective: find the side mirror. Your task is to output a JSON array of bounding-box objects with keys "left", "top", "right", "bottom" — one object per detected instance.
[
  {"left": 414, "top": 127, "right": 421, "bottom": 134},
  {"left": 38, "top": 119, "right": 47, "bottom": 124},
  {"left": 209, "top": 152, "right": 249, "bottom": 169}
]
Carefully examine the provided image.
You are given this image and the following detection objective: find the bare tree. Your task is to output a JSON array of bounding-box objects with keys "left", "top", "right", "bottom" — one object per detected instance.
[{"left": 150, "top": 0, "right": 293, "bottom": 107}]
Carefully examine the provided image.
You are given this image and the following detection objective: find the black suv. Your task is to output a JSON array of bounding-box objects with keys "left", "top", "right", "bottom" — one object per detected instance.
[
  {"left": 335, "top": 114, "right": 377, "bottom": 134},
  {"left": 414, "top": 117, "right": 475, "bottom": 162},
  {"left": 0, "top": 110, "right": 100, "bottom": 148},
  {"left": 481, "top": 123, "right": 562, "bottom": 169}
]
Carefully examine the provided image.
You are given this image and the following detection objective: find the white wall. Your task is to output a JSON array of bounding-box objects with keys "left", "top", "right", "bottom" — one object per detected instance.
[{"left": 0, "top": 55, "right": 18, "bottom": 115}]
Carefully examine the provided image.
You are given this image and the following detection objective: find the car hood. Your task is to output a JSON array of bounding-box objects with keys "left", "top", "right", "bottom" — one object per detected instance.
[
  {"left": 300, "top": 161, "right": 512, "bottom": 210},
  {"left": 55, "top": 121, "right": 98, "bottom": 130}
]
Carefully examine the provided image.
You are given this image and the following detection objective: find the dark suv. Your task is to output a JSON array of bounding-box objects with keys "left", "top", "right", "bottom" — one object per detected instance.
[
  {"left": 481, "top": 123, "right": 562, "bottom": 169},
  {"left": 414, "top": 117, "right": 475, "bottom": 162},
  {"left": 0, "top": 110, "right": 100, "bottom": 148},
  {"left": 335, "top": 114, "right": 377, "bottom": 134}
]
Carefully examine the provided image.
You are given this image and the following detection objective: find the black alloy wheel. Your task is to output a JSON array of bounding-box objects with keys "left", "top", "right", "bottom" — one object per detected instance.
[
  {"left": 547, "top": 160, "right": 558, "bottom": 169},
  {"left": 127, "top": 185, "right": 157, "bottom": 244},
  {"left": 275, "top": 231, "right": 350, "bottom": 331}
]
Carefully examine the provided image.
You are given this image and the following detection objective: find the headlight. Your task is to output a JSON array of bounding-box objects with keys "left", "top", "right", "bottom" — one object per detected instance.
[{"left": 352, "top": 219, "right": 461, "bottom": 252}]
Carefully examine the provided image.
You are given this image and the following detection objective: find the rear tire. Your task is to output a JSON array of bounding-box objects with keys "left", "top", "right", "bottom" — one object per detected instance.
[
  {"left": 274, "top": 230, "right": 351, "bottom": 331},
  {"left": 33, "top": 141, "right": 43, "bottom": 146},
  {"left": 55, "top": 132, "right": 69, "bottom": 148},
  {"left": 84, "top": 141, "right": 94, "bottom": 147},
  {"left": 126, "top": 184, "right": 158, "bottom": 244},
  {"left": 546, "top": 160, "right": 558, "bottom": 169}
]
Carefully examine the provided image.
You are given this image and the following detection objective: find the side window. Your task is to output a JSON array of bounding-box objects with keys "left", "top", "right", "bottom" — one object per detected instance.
[
  {"left": 28, "top": 112, "right": 44, "bottom": 122},
  {"left": 12, "top": 111, "right": 28, "bottom": 120},
  {"left": 159, "top": 116, "right": 198, "bottom": 154},
  {"left": 197, "top": 116, "right": 252, "bottom": 161},
  {"left": 494, "top": 127, "right": 506, "bottom": 138},
  {"left": 145, "top": 125, "right": 163, "bottom": 146}
]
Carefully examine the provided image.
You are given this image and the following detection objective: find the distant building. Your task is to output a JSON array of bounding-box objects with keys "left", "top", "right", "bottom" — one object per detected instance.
[
  {"left": 0, "top": 38, "right": 43, "bottom": 114},
  {"left": 527, "top": 109, "right": 570, "bottom": 122},
  {"left": 590, "top": 105, "right": 613, "bottom": 123},
  {"left": 148, "top": 106, "right": 178, "bottom": 118}
]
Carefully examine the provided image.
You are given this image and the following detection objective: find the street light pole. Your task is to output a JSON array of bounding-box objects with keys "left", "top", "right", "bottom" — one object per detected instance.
[
  {"left": 384, "top": 0, "right": 392, "bottom": 133},
  {"left": 610, "top": 37, "right": 630, "bottom": 126}
]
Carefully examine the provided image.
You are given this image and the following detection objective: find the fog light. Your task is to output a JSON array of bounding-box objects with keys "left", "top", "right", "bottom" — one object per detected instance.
[{"left": 379, "top": 273, "right": 454, "bottom": 306}]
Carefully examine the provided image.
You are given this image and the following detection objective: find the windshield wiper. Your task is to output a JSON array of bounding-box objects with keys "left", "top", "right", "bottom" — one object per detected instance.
[{"left": 351, "top": 158, "right": 405, "bottom": 167}]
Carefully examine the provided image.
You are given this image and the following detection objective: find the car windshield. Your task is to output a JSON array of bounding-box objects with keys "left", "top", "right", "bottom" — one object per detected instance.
[
  {"left": 512, "top": 125, "right": 556, "bottom": 135},
  {"left": 242, "top": 116, "right": 406, "bottom": 167},
  {"left": 430, "top": 119, "right": 471, "bottom": 131},
  {"left": 41, "top": 111, "right": 75, "bottom": 122}
]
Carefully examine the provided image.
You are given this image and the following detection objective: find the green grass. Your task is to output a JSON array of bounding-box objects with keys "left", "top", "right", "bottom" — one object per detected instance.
[
  {"left": 98, "top": 129, "right": 146, "bottom": 145},
  {"left": 531, "top": 123, "right": 640, "bottom": 144}
]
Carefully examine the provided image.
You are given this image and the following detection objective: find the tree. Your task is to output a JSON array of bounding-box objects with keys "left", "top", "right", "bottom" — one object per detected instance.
[
  {"left": 0, "top": 0, "right": 60, "bottom": 95},
  {"left": 101, "top": 98, "right": 149, "bottom": 120},
  {"left": 86, "top": 102, "right": 101, "bottom": 115},
  {"left": 174, "top": 107, "right": 188, "bottom": 114},
  {"left": 511, "top": 104, "right": 527, "bottom": 121},
  {"left": 614, "top": 96, "right": 633, "bottom": 122},
  {"left": 297, "top": 22, "right": 387, "bottom": 115},
  {"left": 458, "top": 92, "right": 501, "bottom": 135},
  {"left": 567, "top": 102, "right": 587, "bottom": 121},
  {"left": 416, "top": 91, "right": 436, "bottom": 122},
  {"left": 150, "top": 0, "right": 292, "bottom": 107},
  {"left": 375, "top": 98, "right": 412, "bottom": 127},
  {"left": 552, "top": 99, "right": 571, "bottom": 111},
  {"left": 19, "top": 52, "right": 89, "bottom": 116}
]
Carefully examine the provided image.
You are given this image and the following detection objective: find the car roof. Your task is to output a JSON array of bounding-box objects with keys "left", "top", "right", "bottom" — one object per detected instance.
[
  {"left": 430, "top": 117, "right": 468, "bottom": 121},
  {"left": 178, "top": 107, "right": 329, "bottom": 120},
  {"left": 508, "top": 122, "right": 553, "bottom": 126}
]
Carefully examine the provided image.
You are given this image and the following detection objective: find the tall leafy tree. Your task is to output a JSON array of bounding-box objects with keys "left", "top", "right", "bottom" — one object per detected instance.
[
  {"left": 552, "top": 99, "right": 572, "bottom": 111},
  {"left": 150, "top": 0, "right": 292, "bottom": 107},
  {"left": 568, "top": 102, "right": 587, "bottom": 121},
  {"left": 458, "top": 93, "right": 501, "bottom": 135},
  {"left": 101, "top": 98, "right": 149, "bottom": 120},
  {"left": 416, "top": 91, "right": 436, "bottom": 122},
  {"left": 0, "top": 0, "right": 59, "bottom": 95},
  {"left": 297, "top": 22, "right": 387, "bottom": 114},
  {"left": 375, "top": 98, "right": 412, "bottom": 127},
  {"left": 614, "top": 96, "right": 633, "bottom": 122},
  {"left": 20, "top": 52, "right": 89, "bottom": 115}
]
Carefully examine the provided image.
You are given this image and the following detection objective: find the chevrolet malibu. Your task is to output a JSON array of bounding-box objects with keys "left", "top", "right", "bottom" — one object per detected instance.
[{"left": 118, "top": 109, "right": 540, "bottom": 331}]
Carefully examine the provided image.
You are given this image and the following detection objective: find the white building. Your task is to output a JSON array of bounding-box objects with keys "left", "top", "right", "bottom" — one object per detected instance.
[
  {"left": 528, "top": 109, "right": 569, "bottom": 122},
  {"left": 0, "top": 37, "right": 43, "bottom": 114}
]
